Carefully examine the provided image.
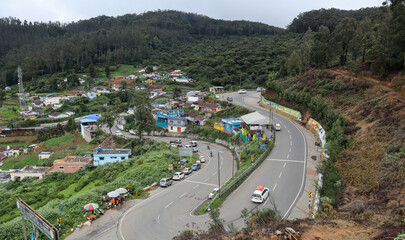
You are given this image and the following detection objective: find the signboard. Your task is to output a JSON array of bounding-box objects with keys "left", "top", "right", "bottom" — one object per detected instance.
[
  {"left": 317, "top": 148, "right": 323, "bottom": 153},
  {"left": 126, "top": 184, "right": 130, "bottom": 189},
  {"left": 178, "top": 148, "right": 193, "bottom": 157},
  {"left": 168, "top": 165, "right": 173, "bottom": 170},
  {"left": 57, "top": 217, "right": 61, "bottom": 223},
  {"left": 251, "top": 155, "right": 254, "bottom": 159},
  {"left": 308, "top": 192, "right": 313, "bottom": 198},
  {"left": 259, "top": 144, "right": 267, "bottom": 150},
  {"left": 16, "top": 199, "right": 58, "bottom": 240}
]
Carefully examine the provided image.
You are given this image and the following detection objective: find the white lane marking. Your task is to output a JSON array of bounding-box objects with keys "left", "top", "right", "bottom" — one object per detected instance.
[
  {"left": 287, "top": 154, "right": 290, "bottom": 159},
  {"left": 212, "top": 172, "right": 216, "bottom": 176},
  {"left": 179, "top": 192, "right": 187, "bottom": 198},
  {"left": 273, "top": 182, "right": 278, "bottom": 191},
  {"left": 157, "top": 215, "right": 160, "bottom": 224},
  {"left": 283, "top": 115, "right": 308, "bottom": 219},
  {"left": 204, "top": 178, "right": 209, "bottom": 182},
  {"left": 289, "top": 148, "right": 291, "bottom": 153},
  {"left": 266, "top": 159, "right": 304, "bottom": 163},
  {"left": 184, "top": 180, "right": 217, "bottom": 187},
  {"left": 289, "top": 135, "right": 292, "bottom": 139},
  {"left": 193, "top": 185, "right": 199, "bottom": 189},
  {"left": 288, "top": 129, "right": 290, "bottom": 133},
  {"left": 290, "top": 141, "right": 292, "bottom": 146},
  {"left": 279, "top": 172, "right": 283, "bottom": 178},
  {"left": 283, "top": 163, "right": 286, "bottom": 168},
  {"left": 165, "top": 201, "right": 173, "bottom": 209}
]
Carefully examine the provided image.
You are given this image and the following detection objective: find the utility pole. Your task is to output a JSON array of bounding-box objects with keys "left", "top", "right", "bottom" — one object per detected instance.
[{"left": 218, "top": 151, "right": 221, "bottom": 198}]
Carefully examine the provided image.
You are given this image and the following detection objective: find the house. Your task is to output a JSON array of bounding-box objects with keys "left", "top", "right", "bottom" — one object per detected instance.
[
  {"left": 239, "top": 112, "right": 270, "bottom": 141},
  {"left": 0, "top": 146, "right": 23, "bottom": 157},
  {"left": 167, "top": 117, "right": 188, "bottom": 133},
  {"left": 10, "top": 166, "right": 51, "bottom": 180},
  {"left": 214, "top": 120, "right": 224, "bottom": 131},
  {"left": 86, "top": 92, "right": 97, "bottom": 99},
  {"left": 80, "top": 114, "right": 101, "bottom": 142},
  {"left": 93, "top": 148, "right": 131, "bottom": 166},
  {"left": 48, "top": 112, "right": 69, "bottom": 119},
  {"left": 209, "top": 86, "right": 224, "bottom": 94},
  {"left": 186, "top": 112, "right": 207, "bottom": 126},
  {"left": 53, "top": 155, "right": 93, "bottom": 173},
  {"left": 222, "top": 118, "right": 243, "bottom": 134},
  {"left": 38, "top": 151, "right": 54, "bottom": 160},
  {"left": 149, "top": 90, "right": 166, "bottom": 98},
  {"left": 155, "top": 110, "right": 183, "bottom": 129},
  {"left": 31, "top": 101, "right": 43, "bottom": 109},
  {"left": 198, "top": 101, "right": 222, "bottom": 112},
  {"left": 65, "top": 111, "right": 75, "bottom": 117},
  {"left": 187, "top": 96, "right": 199, "bottom": 103},
  {"left": 4, "top": 86, "right": 11, "bottom": 91}
]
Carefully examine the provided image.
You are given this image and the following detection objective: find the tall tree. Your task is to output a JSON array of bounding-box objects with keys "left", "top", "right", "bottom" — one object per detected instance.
[
  {"left": 105, "top": 66, "right": 110, "bottom": 78},
  {"left": 285, "top": 50, "right": 302, "bottom": 76},
  {"left": 98, "top": 112, "right": 115, "bottom": 134},
  {"left": 300, "top": 27, "right": 313, "bottom": 71},
  {"left": 311, "top": 25, "right": 332, "bottom": 68},
  {"left": 128, "top": 90, "right": 154, "bottom": 139},
  {"left": 89, "top": 64, "right": 96, "bottom": 78},
  {"left": 333, "top": 17, "right": 357, "bottom": 65}
]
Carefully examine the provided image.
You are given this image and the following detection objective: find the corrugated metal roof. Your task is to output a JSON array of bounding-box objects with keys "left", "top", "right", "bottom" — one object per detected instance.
[{"left": 240, "top": 112, "right": 270, "bottom": 125}]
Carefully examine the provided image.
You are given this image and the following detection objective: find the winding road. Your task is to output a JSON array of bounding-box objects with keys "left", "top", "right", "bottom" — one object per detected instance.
[{"left": 112, "top": 91, "right": 307, "bottom": 239}]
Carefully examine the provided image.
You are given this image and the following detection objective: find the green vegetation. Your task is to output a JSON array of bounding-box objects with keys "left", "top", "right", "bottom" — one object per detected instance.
[
  {"left": 0, "top": 141, "right": 180, "bottom": 239},
  {"left": 0, "top": 157, "right": 39, "bottom": 170},
  {"left": 44, "top": 134, "right": 74, "bottom": 147}
]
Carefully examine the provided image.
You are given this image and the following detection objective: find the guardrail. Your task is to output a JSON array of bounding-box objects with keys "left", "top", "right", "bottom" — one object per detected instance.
[{"left": 205, "top": 138, "right": 274, "bottom": 211}]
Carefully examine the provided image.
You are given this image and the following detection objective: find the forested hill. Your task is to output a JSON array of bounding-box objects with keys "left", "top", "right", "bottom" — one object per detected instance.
[
  {"left": 287, "top": 7, "right": 380, "bottom": 33},
  {"left": 0, "top": 10, "right": 283, "bottom": 87}
]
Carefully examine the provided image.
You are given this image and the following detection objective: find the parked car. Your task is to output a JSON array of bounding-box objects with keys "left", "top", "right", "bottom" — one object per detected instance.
[
  {"left": 275, "top": 123, "right": 281, "bottom": 131},
  {"left": 238, "top": 89, "right": 247, "bottom": 94},
  {"left": 173, "top": 172, "right": 185, "bottom": 181},
  {"left": 170, "top": 143, "right": 177, "bottom": 148},
  {"left": 209, "top": 187, "right": 219, "bottom": 199},
  {"left": 191, "top": 164, "right": 201, "bottom": 171},
  {"left": 227, "top": 96, "right": 233, "bottom": 102},
  {"left": 251, "top": 186, "right": 269, "bottom": 203},
  {"left": 160, "top": 177, "right": 173, "bottom": 187},
  {"left": 196, "top": 159, "right": 201, "bottom": 164},
  {"left": 129, "top": 130, "right": 136, "bottom": 135},
  {"left": 192, "top": 147, "right": 198, "bottom": 152},
  {"left": 183, "top": 167, "right": 193, "bottom": 175},
  {"left": 180, "top": 159, "right": 189, "bottom": 164},
  {"left": 185, "top": 144, "right": 192, "bottom": 148},
  {"left": 199, "top": 156, "right": 206, "bottom": 163},
  {"left": 115, "top": 130, "right": 121, "bottom": 133}
]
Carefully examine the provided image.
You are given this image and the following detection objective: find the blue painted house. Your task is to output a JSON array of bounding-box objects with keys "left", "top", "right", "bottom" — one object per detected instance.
[
  {"left": 155, "top": 110, "right": 183, "bottom": 129},
  {"left": 93, "top": 148, "right": 132, "bottom": 166},
  {"left": 222, "top": 118, "right": 242, "bottom": 134},
  {"left": 80, "top": 114, "right": 101, "bottom": 142}
]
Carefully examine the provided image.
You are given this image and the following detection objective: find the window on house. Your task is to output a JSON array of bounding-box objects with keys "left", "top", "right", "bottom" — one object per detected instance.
[
  {"left": 59, "top": 167, "right": 64, "bottom": 169},
  {"left": 121, "top": 157, "right": 125, "bottom": 160},
  {"left": 100, "top": 157, "right": 104, "bottom": 160},
  {"left": 171, "top": 126, "right": 174, "bottom": 130}
]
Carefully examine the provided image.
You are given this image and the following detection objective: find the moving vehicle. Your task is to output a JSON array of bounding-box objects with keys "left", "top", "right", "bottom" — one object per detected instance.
[
  {"left": 129, "top": 130, "right": 136, "bottom": 135},
  {"left": 116, "top": 130, "right": 121, "bottom": 133},
  {"left": 192, "top": 147, "right": 198, "bottom": 152},
  {"left": 173, "top": 172, "right": 185, "bottom": 181},
  {"left": 256, "top": 87, "right": 265, "bottom": 92},
  {"left": 191, "top": 164, "right": 201, "bottom": 171},
  {"left": 190, "top": 141, "right": 198, "bottom": 147},
  {"left": 170, "top": 139, "right": 182, "bottom": 144},
  {"left": 275, "top": 123, "right": 281, "bottom": 131},
  {"left": 209, "top": 187, "right": 219, "bottom": 199},
  {"left": 227, "top": 96, "right": 233, "bottom": 102},
  {"left": 251, "top": 186, "right": 269, "bottom": 203},
  {"left": 238, "top": 89, "right": 247, "bottom": 94},
  {"left": 160, "top": 177, "right": 173, "bottom": 187},
  {"left": 182, "top": 167, "right": 192, "bottom": 175}
]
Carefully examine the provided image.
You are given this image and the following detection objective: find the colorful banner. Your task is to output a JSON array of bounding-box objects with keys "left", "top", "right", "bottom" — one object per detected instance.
[{"left": 261, "top": 96, "right": 301, "bottom": 120}]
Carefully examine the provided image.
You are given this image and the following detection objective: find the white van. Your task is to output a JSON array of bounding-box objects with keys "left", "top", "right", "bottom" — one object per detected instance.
[{"left": 275, "top": 124, "right": 281, "bottom": 131}]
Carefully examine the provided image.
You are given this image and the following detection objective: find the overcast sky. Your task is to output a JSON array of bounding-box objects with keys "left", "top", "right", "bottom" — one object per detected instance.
[{"left": 0, "top": 0, "right": 384, "bottom": 28}]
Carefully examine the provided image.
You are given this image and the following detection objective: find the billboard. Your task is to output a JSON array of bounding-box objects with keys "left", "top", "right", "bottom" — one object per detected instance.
[{"left": 16, "top": 199, "right": 59, "bottom": 240}]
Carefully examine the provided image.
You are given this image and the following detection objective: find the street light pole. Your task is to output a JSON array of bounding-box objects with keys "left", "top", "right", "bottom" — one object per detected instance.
[{"left": 218, "top": 151, "right": 221, "bottom": 198}]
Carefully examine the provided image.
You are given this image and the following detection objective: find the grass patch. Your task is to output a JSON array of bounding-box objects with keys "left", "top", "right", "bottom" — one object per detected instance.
[
  {"left": 1, "top": 156, "right": 40, "bottom": 170},
  {"left": 44, "top": 134, "right": 74, "bottom": 147}
]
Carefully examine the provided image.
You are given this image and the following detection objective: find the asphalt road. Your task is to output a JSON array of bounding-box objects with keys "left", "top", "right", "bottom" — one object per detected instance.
[
  {"left": 118, "top": 138, "right": 235, "bottom": 240},
  {"left": 219, "top": 91, "right": 306, "bottom": 227}
]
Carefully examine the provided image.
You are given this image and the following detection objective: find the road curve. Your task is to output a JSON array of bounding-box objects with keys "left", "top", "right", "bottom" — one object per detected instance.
[
  {"left": 118, "top": 138, "right": 234, "bottom": 240},
  {"left": 218, "top": 91, "right": 307, "bottom": 227}
]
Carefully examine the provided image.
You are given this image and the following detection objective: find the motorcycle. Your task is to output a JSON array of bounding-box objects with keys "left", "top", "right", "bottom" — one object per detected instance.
[
  {"left": 210, "top": 151, "right": 213, "bottom": 157},
  {"left": 207, "top": 145, "right": 210, "bottom": 150}
]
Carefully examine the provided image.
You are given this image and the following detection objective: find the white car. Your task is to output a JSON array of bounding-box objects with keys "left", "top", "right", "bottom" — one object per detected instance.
[
  {"left": 275, "top": 123, "right": 281, "bottom": 131},
  {"left": 129, "top": 130, "right": 136, "bottom": 135},
  {"left": 116, "top": 130, "right": 121, "bottom": 133},
  {"left": 256, "top": 87, "right": 265, "bottom": 92},
  {"left": 172, "top": 172, "right": 185, "bottom": 181},
  {"left": 251, "top": 186, "right": 269, "bottom": 203},
  {"left": 199, "top": 156, "right": 206, "bottom": 163},
  {"left": 209, "top": 187, "right": 219, "bottom": 199},
  {"left": 192, "top": 147, "right": 198, "bottom": 152},
  {"left": 238, "top": 89, "right": 247, "bottom": 94}
]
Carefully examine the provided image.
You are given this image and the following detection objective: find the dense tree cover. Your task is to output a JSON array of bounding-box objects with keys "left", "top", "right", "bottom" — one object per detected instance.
[
  {"left": 283, "top": 1, "right": 405, "bottom": 77},
  {"left": 287, "top": 7, "right": 380, "bottom": 33},
  {"left": 0, "top": 10, "right": 283, "bottom": 88}
]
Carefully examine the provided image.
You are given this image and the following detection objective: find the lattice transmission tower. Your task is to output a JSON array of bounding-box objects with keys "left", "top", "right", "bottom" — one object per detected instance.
[{"left": 17, "top": 65, "right": 26, "bottom": 109}]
